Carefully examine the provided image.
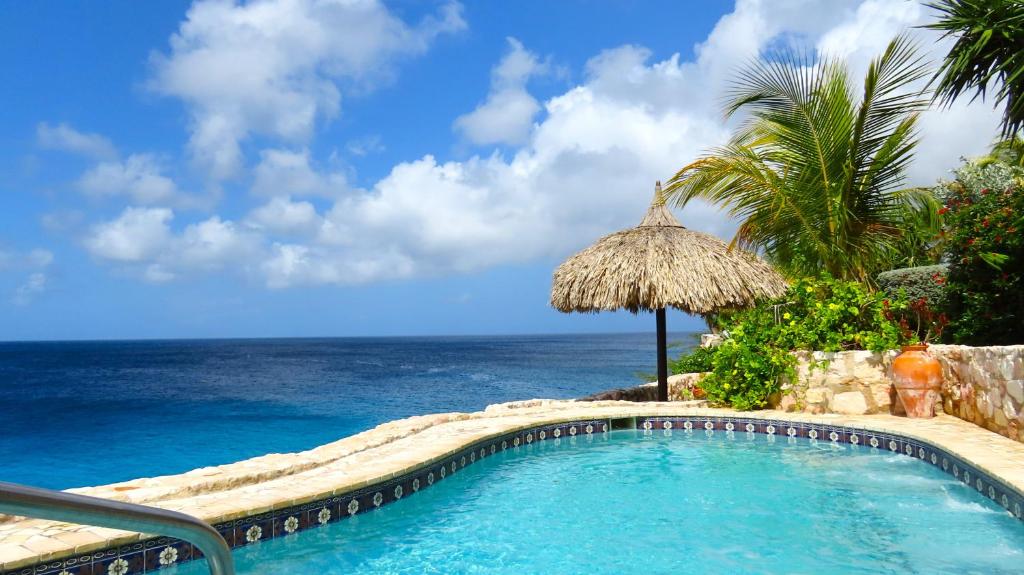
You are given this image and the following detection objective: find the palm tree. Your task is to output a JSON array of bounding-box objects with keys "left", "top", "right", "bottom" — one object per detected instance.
[
  {"left": 665, "top": 36, "right": 939, "bottom": 284},
  {"left": 926, "top": 0, "right": 1024, "bottom": 138},
  {"left": 979, "top": 136, "right": 1024, "bottom": 168}
]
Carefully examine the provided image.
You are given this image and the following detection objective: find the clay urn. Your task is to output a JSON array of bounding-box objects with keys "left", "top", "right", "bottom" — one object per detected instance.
[{"left": 892, "top": 344, "right": 943, "bottom": 418}]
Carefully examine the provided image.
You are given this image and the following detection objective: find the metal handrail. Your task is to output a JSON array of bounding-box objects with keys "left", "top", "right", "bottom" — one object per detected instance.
[{"left": 0, "top": 481, "right": 234, "bottom": 575}]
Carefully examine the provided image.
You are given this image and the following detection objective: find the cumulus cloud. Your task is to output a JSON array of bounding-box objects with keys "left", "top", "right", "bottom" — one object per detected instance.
[
  {"left": 77, "top": 155, "right": 183, "bottom": 205},
  {"left": 36, "top": 122, "right": 117, "bottom": 159},
  {"left": 815, "top": 0, "right": 1002, "bottom": 185},
  {"left": 85, "top": 207, "right": 260, "bottom": 282},
  {"left": 80, "top": 0, "right": 1003, "bottom": 290},
  {"left": 251, "top": 149, "right": 348, "bottom": 198},
  {"left": 246, "top": 196, "right": 320, "bottom": 235},
  {"left": 454, "top": 38, "right": 547, "bottom": 146},
  {"left": 85, "top": 207, "right": 174, "bottom": 262},
  {"left": 149, "top": 0, "right": 466, "bottom": 179}
]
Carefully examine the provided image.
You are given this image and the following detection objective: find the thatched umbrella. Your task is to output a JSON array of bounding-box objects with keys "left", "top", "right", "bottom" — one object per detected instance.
[{"left": 551, "top": 182, "right": 787, "bottom": 401}]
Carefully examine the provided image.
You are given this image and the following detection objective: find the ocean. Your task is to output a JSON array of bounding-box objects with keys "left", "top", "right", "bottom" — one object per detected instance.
[{"left": 0, "top": 332, "right": 697, "bottom": 489}]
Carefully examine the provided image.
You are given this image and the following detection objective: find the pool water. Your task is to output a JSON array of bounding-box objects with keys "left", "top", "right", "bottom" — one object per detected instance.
[{"left": 177, "top": 430, "right": 1024, "bottom": 574}]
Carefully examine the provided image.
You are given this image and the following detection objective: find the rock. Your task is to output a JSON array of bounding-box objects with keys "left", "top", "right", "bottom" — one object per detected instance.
[
  {"left": 831, "top": 391, "right": 870, "bottom": 415},
  {"left": 994, "top": 407, "right": 1009, "bottom": 428},
  {"left": 805, "top": 387, "right": 833, "bottom": 406},
  {"left": 777, "top": 394, "right": 798, "bottom": 412},
  {"left": 1006, "top": 379, "right": 1024, "bottom": 404},
  {"left": 867, "top": 383, "right": 893, "bottom": 413},
  {"left": 700, "top": 334, "right": 723, "bottom": 348}
]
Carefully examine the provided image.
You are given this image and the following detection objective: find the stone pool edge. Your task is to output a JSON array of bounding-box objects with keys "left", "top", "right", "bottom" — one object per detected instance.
[{"left": 3, "top": 401, "right": 1024, "bottom": 574}]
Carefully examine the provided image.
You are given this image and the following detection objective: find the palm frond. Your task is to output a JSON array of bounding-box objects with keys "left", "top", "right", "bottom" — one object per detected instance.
[
  {"left": 666, "top": 36, "right": 939, "bottom": 284},
  {"left": 926, "top": 0, "right": 1024, "bottom": 137}
]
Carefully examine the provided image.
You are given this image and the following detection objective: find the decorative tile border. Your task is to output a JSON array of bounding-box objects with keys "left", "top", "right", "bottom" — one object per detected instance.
[{"left": 5, "top": 415, "right": 1021, "bottom": 575}]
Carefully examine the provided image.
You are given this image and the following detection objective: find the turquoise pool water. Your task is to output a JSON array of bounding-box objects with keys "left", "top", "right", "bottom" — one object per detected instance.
[{"left": 179, "top": 430, "right": 1024, "bottom": 574}]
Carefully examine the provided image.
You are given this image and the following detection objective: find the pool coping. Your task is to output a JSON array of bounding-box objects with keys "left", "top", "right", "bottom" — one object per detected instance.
[{"left": 3, "top": 401, "right": 1024, "bottom": 574}]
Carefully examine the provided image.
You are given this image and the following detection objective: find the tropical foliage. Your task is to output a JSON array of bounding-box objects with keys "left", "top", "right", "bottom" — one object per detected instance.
[
  {"left": 693, "top": 277, "right": 910, "bottom": 410},
  {"left": 926, "top": 0, "right": 1024, "bottom": 138},
  {"left": 980, "top": 137, "right": 1024, "bottom": 168},
  {"left": 669, "top": 345, "right": 716, "bottom": 375},
  {"left": 938, "top": 159, "right": 1024, "bottom": 344},
  {"left": 665, "top": 36, "right": 939, "bottom": 284},
  {"left": 876, "top": 264, "right": 949, "bottom": 310}
]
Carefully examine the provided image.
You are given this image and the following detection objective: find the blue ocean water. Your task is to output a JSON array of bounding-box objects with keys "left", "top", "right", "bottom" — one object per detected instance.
[
  {"left": 0, "top": 333, "right": 695, "bottom": 489},
  {"left": 176, "top": 431, "right": 1024, "bottom": 575}
]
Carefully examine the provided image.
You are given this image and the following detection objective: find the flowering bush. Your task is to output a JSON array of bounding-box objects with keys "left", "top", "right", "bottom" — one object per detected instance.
[
  {"left": 695, "top": 277, "right": 909, "bottom": 410},
  {"left": 877, "top": 265, "right": 949, "bottom": 343},
  {"left": 938, "top": 161, "right": 1024, "bottom": 344},
  {"left": 876, "top": 264, "right": 948, "bottom": 309}
]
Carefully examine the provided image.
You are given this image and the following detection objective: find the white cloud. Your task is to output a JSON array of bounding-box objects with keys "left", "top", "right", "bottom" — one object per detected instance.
[
  {"left": 815, "top": 0, "right": 1002, "bottom": 185},
  {"left": 149, "top": 0, "right": 465, "bottom": 179},
  {"left": 36, "top": 122, "right": 117, "bottom": 159},
  {"left": 85, "top": 208, "right": 261, "bottom": 281},
  {"left": 246, "top": 196, "right": 320, "bottom": 235},
  {"left": 454, "top": 38, "right": 547, "bottom": 146},
  {"left": 174, "top": 217, "right": 261, "bottom": 272},
  {"left": 85, "top": 207, "right": 174, "bottom": 262},
  {"left": 78, "top": 155, "right": 182, "bottom": 205},
  {"left": 251, "top": 149, "right": 348, "bottom": 198},
  {"left": 83, "top": 0, "right": 1003, "bottom": 290}
]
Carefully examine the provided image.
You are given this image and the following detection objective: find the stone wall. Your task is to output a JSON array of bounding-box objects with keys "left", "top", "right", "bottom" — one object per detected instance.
[
  {"left": 933, "top": 344, "right": 1024, "bottom": 443},
  {"left": 768, "top": 344, "right": 1024, "bottom": 444},
  {"left": 771, "top": 350, "right": 899, "bottom": 415},
  {"left": 585, "top": 335, "right": 1024, "bottom": 443}
]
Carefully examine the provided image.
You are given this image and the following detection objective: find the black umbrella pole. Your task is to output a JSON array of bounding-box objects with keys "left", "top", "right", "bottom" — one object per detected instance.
[{"left": 656, "top": 308, "right": 668, "bottom": 402}]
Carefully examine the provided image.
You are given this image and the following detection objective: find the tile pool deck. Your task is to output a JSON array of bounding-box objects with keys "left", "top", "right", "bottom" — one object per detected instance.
[{"left": 3, "top": 399, "right": 1024, "bottom": 573}]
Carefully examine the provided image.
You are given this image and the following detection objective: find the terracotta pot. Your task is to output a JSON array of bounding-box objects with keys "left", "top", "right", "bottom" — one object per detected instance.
[{"left": 892, "top": 344, "right": 943, "bottom": 418}]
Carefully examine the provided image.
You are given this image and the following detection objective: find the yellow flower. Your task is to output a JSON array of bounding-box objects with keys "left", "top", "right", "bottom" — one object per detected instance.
[
  {"left": 805, "top": 286, "right": 813, "bottom": 293},
  {"left": 789, "top": 320, "right": 796, "bottom": 326},
  {"left": 815, "top": 302, "right": 822, "bottom": 308},
  {"left": 782, "top": 312, "right": 791, "bottom": 319},
  {"left": 828, "top": 303, "right": 839, "bottom": 310},
  {"left": 723, "top": 383, "right": 731, "bottom": 390}
]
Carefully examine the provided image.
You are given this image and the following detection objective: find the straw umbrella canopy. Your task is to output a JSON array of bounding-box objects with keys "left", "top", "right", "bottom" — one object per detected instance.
[{"left": 551, "top": 182, "right": 788, "bottom": 401}]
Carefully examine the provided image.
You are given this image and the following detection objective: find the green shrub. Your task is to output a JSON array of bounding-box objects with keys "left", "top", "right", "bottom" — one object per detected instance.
[
  {"left": 701, "top": 277, "right": 910, "bottom": 410},
  {"left": 669, "top": 345, "right": 716, "bottom": 374},
  {"left": 939, "top": 161, "right": 1024, "bottom": 344},
  {"left": 876, "top": 265, "right": 949, "bottom": 308}
]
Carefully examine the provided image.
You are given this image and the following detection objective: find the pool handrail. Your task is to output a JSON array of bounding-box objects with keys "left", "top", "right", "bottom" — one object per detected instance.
[{"left": 0, "top": 480, "right": 234, "bottom": 575}]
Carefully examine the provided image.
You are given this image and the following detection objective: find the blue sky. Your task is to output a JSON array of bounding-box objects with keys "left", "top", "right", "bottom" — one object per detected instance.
[{"left": 0, "top": 0, "right": 1001, "bottom": 340}]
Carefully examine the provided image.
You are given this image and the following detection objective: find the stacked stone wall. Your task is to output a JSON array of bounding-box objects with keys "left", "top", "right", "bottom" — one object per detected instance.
[
  {"left": 933, "top": 344, "right": 1024, "bottom": 443},
  {"left": 768, "top": 344, "right": 1024, "bottom": 443}
]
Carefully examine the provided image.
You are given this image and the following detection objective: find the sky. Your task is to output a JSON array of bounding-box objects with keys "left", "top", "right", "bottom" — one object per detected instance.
[{"left": 0, "top": 0, "right": 1004, "bottom": 341}]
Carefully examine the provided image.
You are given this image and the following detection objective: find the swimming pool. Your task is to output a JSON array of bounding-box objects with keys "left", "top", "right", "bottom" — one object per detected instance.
[{"left": 165, "top": 425, "right": 1024, "bottom": 575}]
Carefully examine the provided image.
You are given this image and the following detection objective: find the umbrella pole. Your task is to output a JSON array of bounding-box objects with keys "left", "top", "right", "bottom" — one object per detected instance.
[{"left": 656, "top": 308, "right": 668, "bottom": 402}]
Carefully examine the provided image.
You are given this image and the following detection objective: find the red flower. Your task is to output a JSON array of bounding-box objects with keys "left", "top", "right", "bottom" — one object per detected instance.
[
  {"left": 938, "top": 207, "right": 949, "bottom": 215},
  {"left": 981, "top": 188, "right": 990, "bottom": 195}
]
